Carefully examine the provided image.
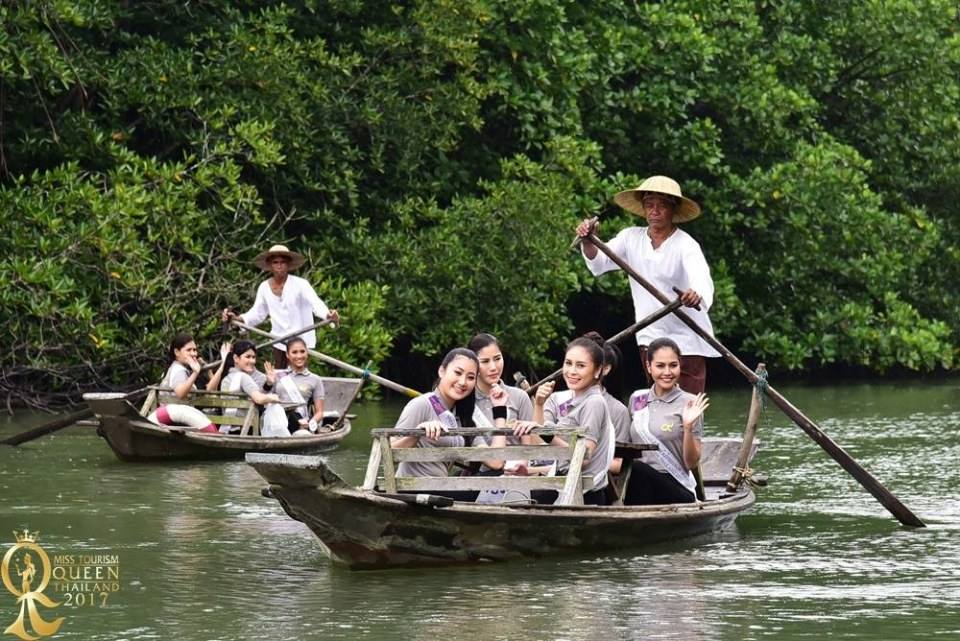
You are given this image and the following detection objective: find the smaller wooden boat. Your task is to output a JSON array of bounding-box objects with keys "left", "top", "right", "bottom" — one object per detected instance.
[
  {"left": 247, "top": 427, "right": 760, "bottom": 569},
  {"left": 83, "top": 377, "right": 361, "bottom": 462}
]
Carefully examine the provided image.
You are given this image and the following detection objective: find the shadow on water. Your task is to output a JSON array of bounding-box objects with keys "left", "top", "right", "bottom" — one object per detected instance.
[{"left": 0, "top": 379, "right": 959, "bottom": 640}]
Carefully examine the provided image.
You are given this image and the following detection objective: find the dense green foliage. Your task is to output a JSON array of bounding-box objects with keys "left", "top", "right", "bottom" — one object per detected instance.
[{"left": 1, "top": 0, "right": 958, "bottom": 402}]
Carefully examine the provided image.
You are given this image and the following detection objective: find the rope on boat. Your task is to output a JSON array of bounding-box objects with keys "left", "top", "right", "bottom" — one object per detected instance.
[
  {"left": 754, "top": 367, "right": 769, "bottom": 412},
  {"left": 733, "top": 466, "right": 762, "bottom": 489}
]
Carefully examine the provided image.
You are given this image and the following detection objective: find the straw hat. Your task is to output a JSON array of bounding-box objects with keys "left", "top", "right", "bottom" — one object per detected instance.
[
  {"left": 253, "top": 244, "right": 306, "bottom": 271},
  {"left": 612, "top": 175, "right": 701, "bottom": 223}
]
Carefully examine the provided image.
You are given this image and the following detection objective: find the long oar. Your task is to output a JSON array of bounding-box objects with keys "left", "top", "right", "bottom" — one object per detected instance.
[
  {"left": 231, "top": 321, "right": 420, "bottom": 398},
  {"left": 1, "top": 387, "right": 150, "bottom": 447},
  {"left": 204, "top": 318, "right": 336, "bottom": 372},
  {"left": 525, "top": 296, "right": 684, "bottom": 396},
  {"left": 579, "top": 230, "right": 925, "bottom": 527}
]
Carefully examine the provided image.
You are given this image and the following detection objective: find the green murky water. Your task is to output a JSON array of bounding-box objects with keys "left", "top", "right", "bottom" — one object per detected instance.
[{"left": 1, "top": 379, "right": 958, "bottom": 640}]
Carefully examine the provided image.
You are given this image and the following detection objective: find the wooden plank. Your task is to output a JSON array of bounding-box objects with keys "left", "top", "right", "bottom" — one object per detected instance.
[
  {"left": 139, "top": 389, "right": 158, "bottom": 415},
  {"left": 393, "top": 475, "right": 595, "bottom": 493},
  {"left": 379, "top": 435, "right": 398, "bottom": 494},
  {"left": 391, "top": 445, "right": 571, "bottom": 463},
  {"left": 370, "top": 426, "right": 585, "bottom": 438},
  {"left": 240, "top": 405, "right": 256, "bottom": 437},
  {"left": 362, "top": 441, "right": 382, "bottom": 491},
  {"left": 158, "top": 395, "right": 254, "bottom": 410},
  {"left": 557, "top": 438, "right": 588, "bottom": 506},
  {"left": 727, "top": 364, "right": 766, "bottom": 492}
]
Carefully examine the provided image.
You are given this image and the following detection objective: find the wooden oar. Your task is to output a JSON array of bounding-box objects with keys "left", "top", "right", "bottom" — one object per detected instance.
[
  {"left": 203, "top": 318, "right": 336, "bottom": 372},
  {"left": 1, "top": 387, "right": 150, "bottom": 447},
  {"left": 579, "top": 230, "right": 926, "bottom": 527},
  {"left": 525, "top": 296, "right": 684, "bottom": 396},
  {"left": 231, "top": 321, "right": 421, "bottom": 398}
]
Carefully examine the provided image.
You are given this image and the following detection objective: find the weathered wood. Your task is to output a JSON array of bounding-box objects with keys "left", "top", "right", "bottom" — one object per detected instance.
[
  {"left": 727, "top": 363, "right": 766, "bottom": 492},
  {"left": 246, "top": 449, "right": 758, "bottom": 568},
  {"left": 391, "top": 445, "right": 573, "bottom": 463},
  {"left": 370, "top": 426, "right": 585, "bottom": 438},
  {"left": 558, "top": 438, "right": 588, "bottom": 506},
  {"left": 379, "top": 435, "right": 398, "bottom": 494},
  {"left": 140, "top": 389, "right": 158, "bottom": 415},
  {"left": 362, "top": 441, "right": 382, "bottom": 491},
  {"left": 393, "top": 475, "right": 593, "bottom": 493},
  {"left": 582, "top": 231, "right": 925, "bottom": 528}
]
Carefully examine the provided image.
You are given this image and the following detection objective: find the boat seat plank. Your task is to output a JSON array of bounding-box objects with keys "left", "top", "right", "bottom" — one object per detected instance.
[
  {"left": 391, "top": 475, "right": 594, "bottom": 493},
  {"left": 390, "top": 445, "right": 575, "bottom": 464}
]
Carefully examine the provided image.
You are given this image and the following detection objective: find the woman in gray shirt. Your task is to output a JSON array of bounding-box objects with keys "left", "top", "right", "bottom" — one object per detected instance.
[{"left": 623, "top": 337, "right": 709, "bottom": 504}]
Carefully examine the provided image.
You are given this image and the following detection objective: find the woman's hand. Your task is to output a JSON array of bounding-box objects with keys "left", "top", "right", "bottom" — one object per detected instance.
[
  {"left": 418, "top": 420, "right": 448, "bottom": 441},
  {"left": 681, "top": 393, "right": 710, "bottom": 429},
  {"left": 220, "top": 308, "right": 237, "bottom": 323},
  {"left": 219, "top": 342, "right": 232, "bottom": 361},
  {"left": 533, "top": 381, "right": 555, "bottom": 407},
  {"left": 489, "top": 384, "right": 508, "bottom": 407},
  {"left": 509, "top": 420, "right": 538, "bottom": 437},
  {"left": 263, "top": 361, "right": 276, "bottom": 385},
  {"left": 264, "top": 393, "right": 281, "bottom": 404},
  {"left": 186, "top": 356, "right": 202, "bottom": 375}
]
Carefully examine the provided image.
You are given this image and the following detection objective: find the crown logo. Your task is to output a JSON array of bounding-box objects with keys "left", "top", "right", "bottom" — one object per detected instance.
[{"left": 12, "top": 529, "right": 39, "bottom": 544}]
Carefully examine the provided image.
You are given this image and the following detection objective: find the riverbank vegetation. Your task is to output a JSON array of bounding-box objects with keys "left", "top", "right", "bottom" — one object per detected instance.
[{"left": 2, "top": 1, "right": 958, "bottom": 406}]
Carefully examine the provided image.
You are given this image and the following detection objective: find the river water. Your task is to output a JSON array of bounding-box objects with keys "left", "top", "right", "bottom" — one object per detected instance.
[{"left": 1, "top": 380, "right": 958, "bottom": 640}]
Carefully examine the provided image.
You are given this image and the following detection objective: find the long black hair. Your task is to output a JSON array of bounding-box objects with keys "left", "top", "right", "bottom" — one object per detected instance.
[
  {"left": 437, "top": 347, "right": 479, "bottom": 427},
  {"left": 167, "top": 333, "right": 195, "bottom": 364}
]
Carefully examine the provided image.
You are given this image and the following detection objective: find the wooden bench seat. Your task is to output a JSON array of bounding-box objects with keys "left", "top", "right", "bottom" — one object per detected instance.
[
  {"left": 363, "top": 426, "right": 596, "bottom": 506},
  {"left": 139, "top": 386, "right": 262, "bottom": 436}
]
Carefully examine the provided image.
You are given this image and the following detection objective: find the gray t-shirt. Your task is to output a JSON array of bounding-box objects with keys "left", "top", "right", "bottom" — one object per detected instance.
[
  {"left": 473, "top": 383, "right": 534, "bottom": 446},
  {"left": 159, "top": 363, "right": 193, "bottom": 405},
  {"left": 604, "top": 389, "right": 631, "bottom": 443},
  {"left": 627, "top": 387, "right": 703, "bottom": 474},
  {"left": 394, "top": 393, "right": 466, "bottom": 478},
  {"left": 543, "top": 387, "right": 613, "bottom": 491},
  {"left": 276, "top": 369, "right": 325, "bottom": 418}
]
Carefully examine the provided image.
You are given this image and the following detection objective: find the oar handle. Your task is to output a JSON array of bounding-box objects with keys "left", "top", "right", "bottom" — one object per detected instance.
[{"left": 583, "top": 231, "right": 925, "bottom": 527}]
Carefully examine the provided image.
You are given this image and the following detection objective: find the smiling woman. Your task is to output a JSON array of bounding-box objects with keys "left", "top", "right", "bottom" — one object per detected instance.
[{"left": 387, "top": 348, "right": 483, "bottom": 500}]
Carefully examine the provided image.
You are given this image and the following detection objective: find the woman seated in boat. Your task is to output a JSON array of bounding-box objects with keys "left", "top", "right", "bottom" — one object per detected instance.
[
  {"left": 621, "top": 337, "right": 709, "bottom": 505},
  {"left": 161, "top": 333, "right": 230, "bottom": 400},
  {"left": 467, "top": 333, "right": 538, "bottom": 472},
  {"left": 600, "top": 340, "right": 631, "bottom": 450},
  {"left": 390, "top": 347, "right": 521, "bottom": 500},
  {"left": 220, "top": 340, "right": 281, "bottom": 433},
  {"left": 531, "top": 333, "right": 615, "bottom": 505},
  {"left": 147, "top": 333, "right": 231, "bottom": 433},
  {"left": 273, "top": 337, "right": 327, "bottom": 435}
]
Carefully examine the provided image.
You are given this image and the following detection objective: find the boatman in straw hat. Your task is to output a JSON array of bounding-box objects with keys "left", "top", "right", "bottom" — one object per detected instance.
[
  {"left": 575, "top": 176, "right": 719, "bottom": 394},
  {"left": 221, "top": 244, "right": 339, "bottom": 369}
]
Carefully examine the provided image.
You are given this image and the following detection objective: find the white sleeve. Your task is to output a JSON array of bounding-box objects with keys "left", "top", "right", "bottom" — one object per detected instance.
[
  {"left": 301, "top": 280, "right": 330, "bottom": 319},
  {"left": 682, "top": 241, "right": 715, "bottom": 311},
  {"left": 239, "top": 282, "right": 270, "bottom": 326},
  {"left": 583, "top": 228, "right": 630, "bottom": 276}
]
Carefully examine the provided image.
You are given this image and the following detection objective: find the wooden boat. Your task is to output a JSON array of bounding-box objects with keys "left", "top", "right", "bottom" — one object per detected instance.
[
  {"left": 246, "top": 427, "right": 760, "bottom": 569},
  {"left": 83, "top": 377, "right": 361, "bottom": 462}
]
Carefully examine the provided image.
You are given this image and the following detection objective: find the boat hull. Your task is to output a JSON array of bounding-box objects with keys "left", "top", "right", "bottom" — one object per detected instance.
[
  {"left": 85, "top": 378, "right": 359, "bottom": 462},
  {"left": 248, "top": 453, "right": 756, "bottom": 569}
]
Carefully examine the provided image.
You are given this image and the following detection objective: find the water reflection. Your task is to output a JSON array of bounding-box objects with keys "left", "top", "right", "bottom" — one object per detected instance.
[{"left": 0, "top": 380, "right": 959, "bottom": 640}]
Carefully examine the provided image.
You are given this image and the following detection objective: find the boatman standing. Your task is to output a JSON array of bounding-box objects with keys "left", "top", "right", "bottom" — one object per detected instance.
[
  {"left": 221, "top": 244, "right": 339, "bottom": 369},
  {"left": 575, "top": 175, "right": 719, "bottom": 394}
]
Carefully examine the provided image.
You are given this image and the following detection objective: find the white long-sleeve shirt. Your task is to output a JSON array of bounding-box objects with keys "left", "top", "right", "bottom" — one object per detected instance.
[
  {"left": 584, "top": 226, "right": 720, "bottom": 357},
  {"left": 239, "top": 275, "right": 330, "bottom": 351}
]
